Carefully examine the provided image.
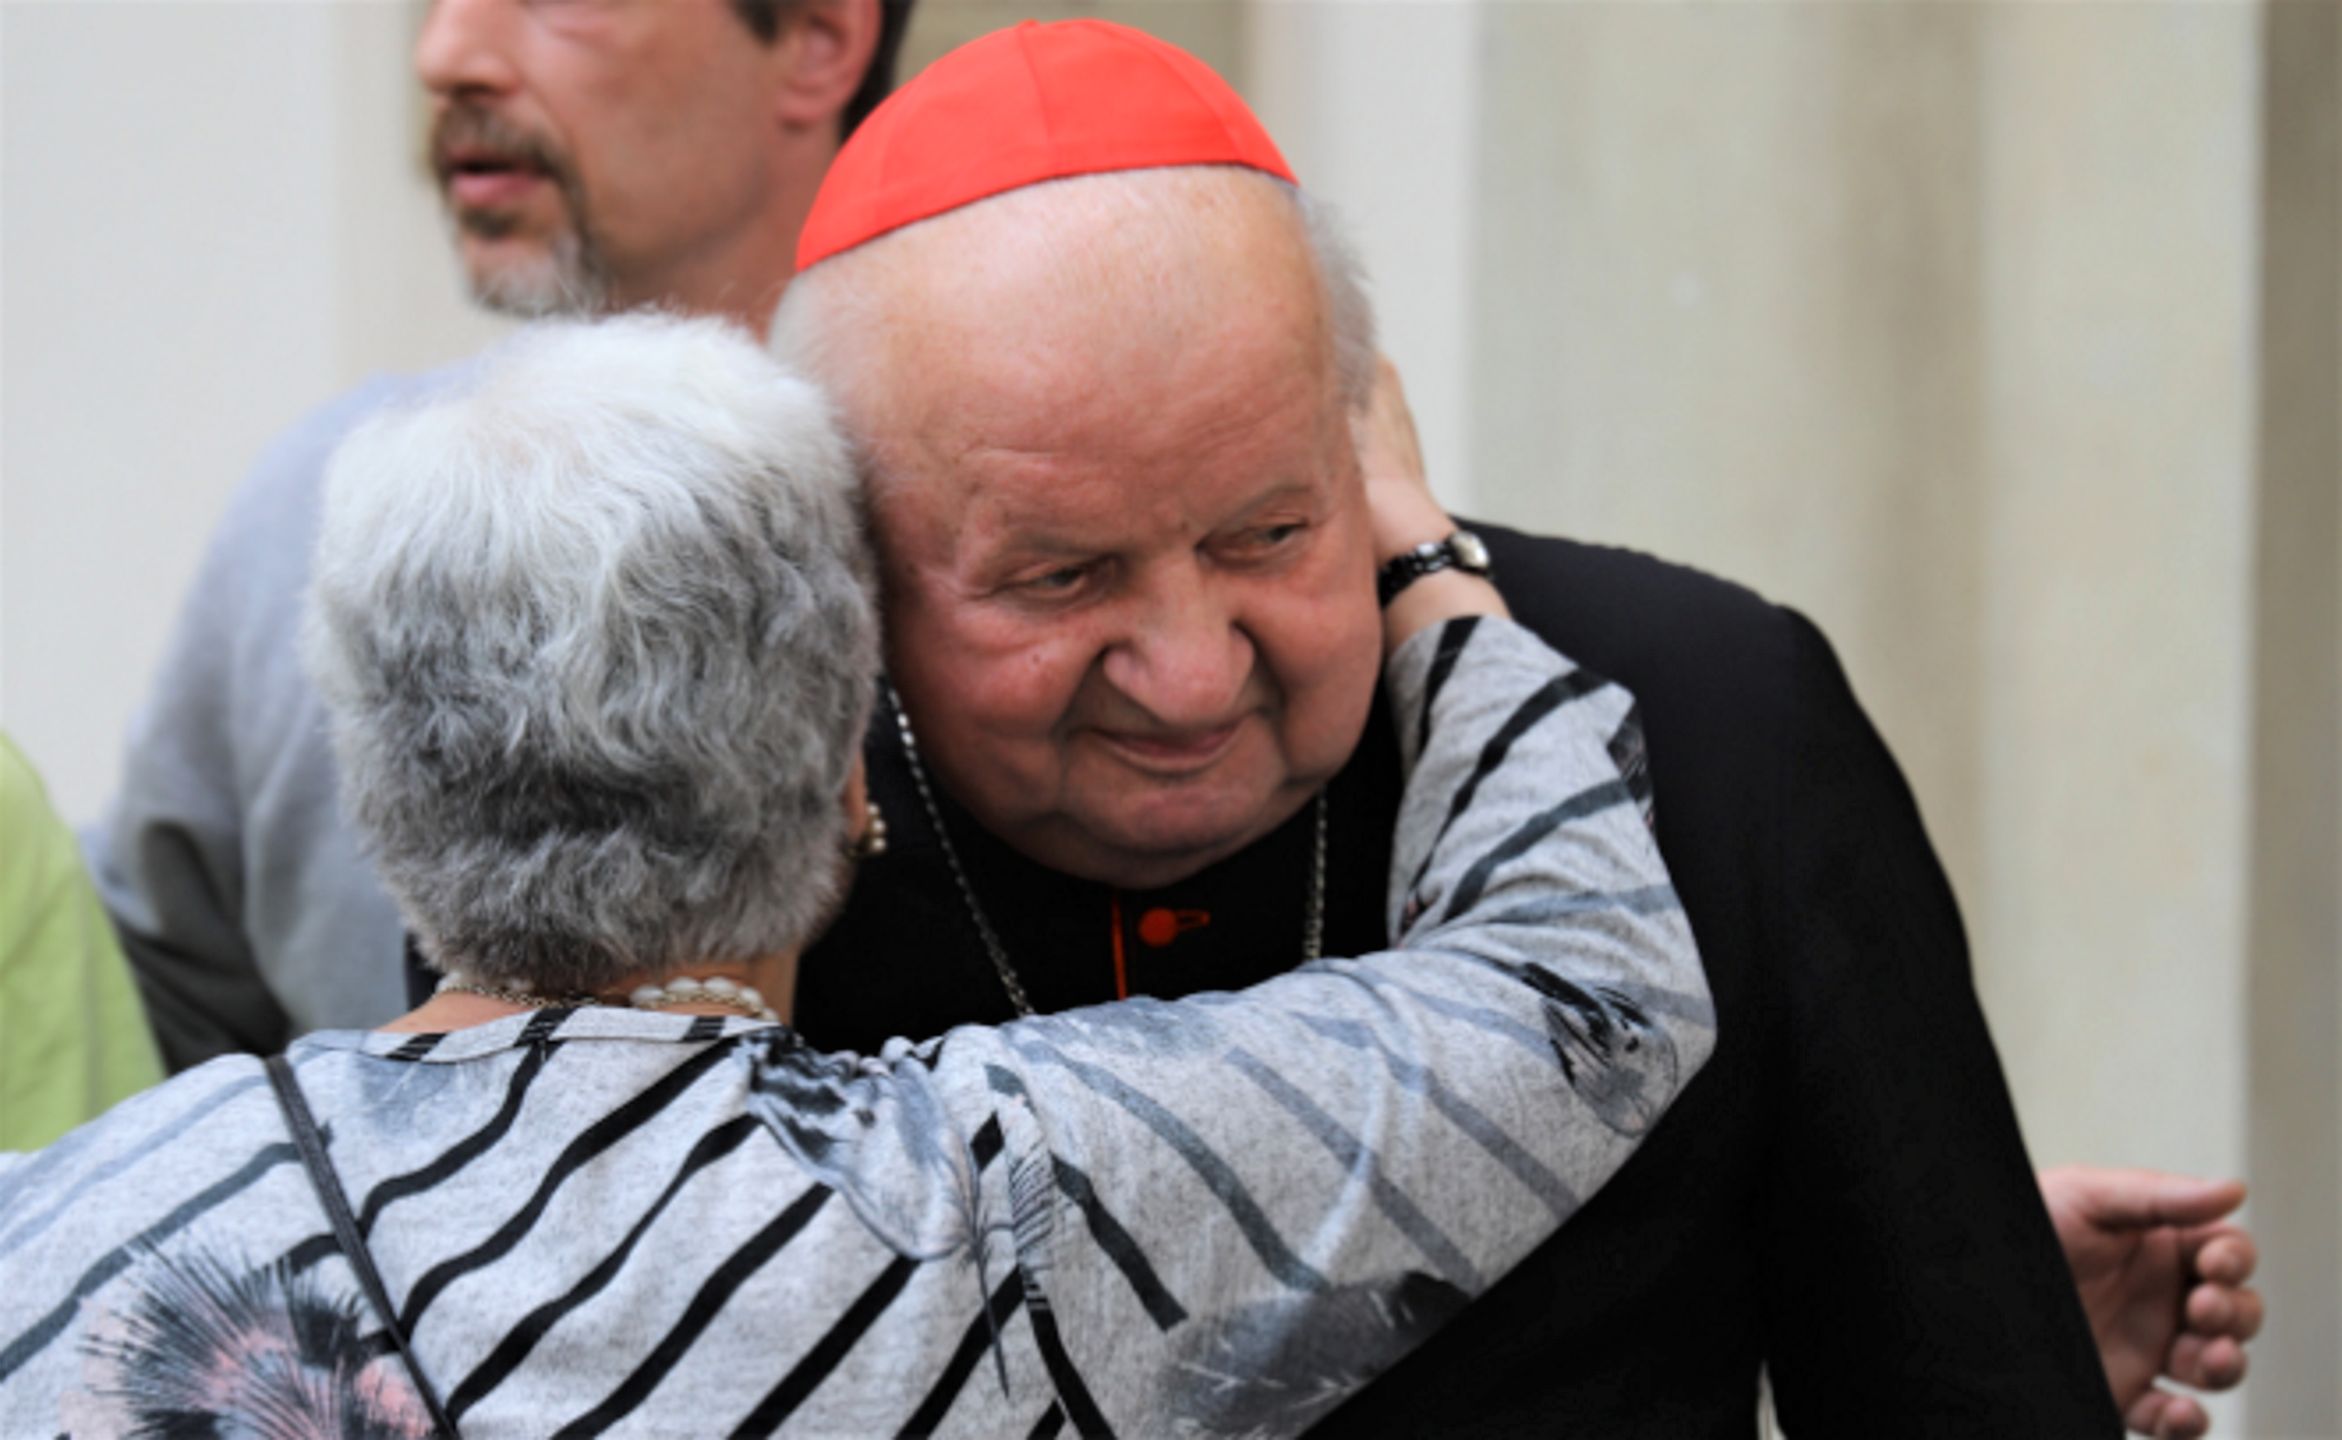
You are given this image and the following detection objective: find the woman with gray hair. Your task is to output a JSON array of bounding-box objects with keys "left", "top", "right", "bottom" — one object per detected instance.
[{"left": 0, "top": 314, "right": 1713, "bottom": 1437}]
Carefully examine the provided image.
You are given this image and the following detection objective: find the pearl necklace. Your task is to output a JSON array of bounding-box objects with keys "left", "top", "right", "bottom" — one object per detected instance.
[
  {"left": 882, "top": 681, "right": 1327, "bottom": 1020},
  {"left": 435, "top": 970, "right": 780, "bottom": 1024}
]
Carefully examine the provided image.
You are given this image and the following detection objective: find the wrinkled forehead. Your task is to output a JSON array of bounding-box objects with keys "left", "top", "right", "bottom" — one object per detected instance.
[{"left": 825, "top": 169, "right": 1339, "bottom": 441}]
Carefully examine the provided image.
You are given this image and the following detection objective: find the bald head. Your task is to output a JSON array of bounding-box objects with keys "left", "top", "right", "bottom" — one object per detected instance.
[
  {"left": 771, "top": 166, "right": 1376, "bottom": 460},
  {"left": 773, "top": 165, "right": 1387, "bottom": 888}
]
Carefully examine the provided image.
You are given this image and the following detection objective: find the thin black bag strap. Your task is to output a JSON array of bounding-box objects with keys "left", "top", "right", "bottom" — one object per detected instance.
[{"left": 266, "top": 1053, "right": 460, "bottom": 1439}]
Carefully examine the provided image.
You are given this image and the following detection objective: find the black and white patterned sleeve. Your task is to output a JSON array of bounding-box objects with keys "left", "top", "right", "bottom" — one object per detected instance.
[{"left": 899, "top": 615, "right": 1716, "bottom": 1436}]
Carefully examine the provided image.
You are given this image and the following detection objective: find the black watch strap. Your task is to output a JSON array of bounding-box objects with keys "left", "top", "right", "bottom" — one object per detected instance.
[{"left": 1377, "top": 530, "right": 1493, "bottom": 606}]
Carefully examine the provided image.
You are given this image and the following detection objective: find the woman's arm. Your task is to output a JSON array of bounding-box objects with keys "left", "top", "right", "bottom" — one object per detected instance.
[
  {"left": 951, "top": 629, "right": 1711, "bottom": 1430},
  {"left": 742, "top": 616, "right": 1711, "bottom": 1433}
]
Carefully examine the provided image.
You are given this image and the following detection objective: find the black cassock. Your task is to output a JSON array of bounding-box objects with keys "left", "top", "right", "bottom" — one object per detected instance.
[{"left": 797, "top": 520, "right": 2121, "bottom": 1440}]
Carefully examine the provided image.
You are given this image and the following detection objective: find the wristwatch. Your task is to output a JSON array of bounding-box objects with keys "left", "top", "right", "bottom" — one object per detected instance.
[{"left": 1377, "top": 529, "right": 1494, "bottom": 606}]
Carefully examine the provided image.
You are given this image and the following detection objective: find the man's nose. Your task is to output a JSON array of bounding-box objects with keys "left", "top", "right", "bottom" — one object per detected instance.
[
  {"left": 415, "top": 0, "right": 520, "bottom": 99},
  {"left": 1100, "top": 577, "right": 1257, "bottom": 729}
]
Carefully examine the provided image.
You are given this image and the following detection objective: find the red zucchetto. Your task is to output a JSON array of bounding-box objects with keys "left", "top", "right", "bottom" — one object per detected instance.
[{"left": 795, "top": 19, "right": 1296, "bottom": 271}]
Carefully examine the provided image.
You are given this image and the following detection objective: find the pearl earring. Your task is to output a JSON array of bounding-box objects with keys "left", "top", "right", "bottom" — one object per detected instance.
[{"left": 850, "top": 799, "right": 888, "bottom": 859}]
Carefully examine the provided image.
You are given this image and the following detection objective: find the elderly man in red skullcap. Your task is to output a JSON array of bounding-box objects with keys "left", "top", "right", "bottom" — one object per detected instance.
[{"left": 776, "top": 20, "right": 2260, "bottom": 1439}]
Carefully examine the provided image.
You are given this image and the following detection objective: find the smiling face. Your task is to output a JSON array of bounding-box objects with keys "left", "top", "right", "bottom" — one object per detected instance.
[
  {"left": 413, "top": 0, "right": 814, "bottom": 320},
  {"left": 832, "top": 172, "right": 1384, "bottom": 888}
]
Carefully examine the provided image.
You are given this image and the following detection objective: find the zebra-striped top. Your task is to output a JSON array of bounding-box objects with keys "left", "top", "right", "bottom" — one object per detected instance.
[{"left": 0, "top": 617, "right": 1714, "bottom": 1438}]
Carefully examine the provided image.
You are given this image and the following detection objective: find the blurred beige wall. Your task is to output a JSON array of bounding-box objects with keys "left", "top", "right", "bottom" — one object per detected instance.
[
  {"left": 2, "top": 1, "right": 2334, "bottom": 1429},
  {"left": 0, "top": 0, "right": 508, "bottom": 830},
  {"left": 1421, "top": 4, "right": 2336, "bottom": 1431},
  {"left": 1382, "top": 3, "right": 2334, "bottom": 1431}
]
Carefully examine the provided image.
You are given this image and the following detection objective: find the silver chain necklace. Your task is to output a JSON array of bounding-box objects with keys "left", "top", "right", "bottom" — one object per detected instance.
[{"left": 883, "top": 681, "right": 1327, "bottom": 1019}]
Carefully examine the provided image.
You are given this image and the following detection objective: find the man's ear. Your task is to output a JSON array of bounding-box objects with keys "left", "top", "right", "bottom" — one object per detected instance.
[{"left": 771, "top": 0, "right": 884, "bottom": 135}]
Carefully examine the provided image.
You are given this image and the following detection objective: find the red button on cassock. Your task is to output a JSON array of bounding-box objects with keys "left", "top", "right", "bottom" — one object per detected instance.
[{"left": 1137, "top": 908, "right": 1210, "bottom": 948}]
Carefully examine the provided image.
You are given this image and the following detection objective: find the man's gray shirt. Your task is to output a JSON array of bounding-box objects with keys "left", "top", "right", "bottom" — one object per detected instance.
[{"left": 92, "top": 376, "right": 449, "bottom": 1061}]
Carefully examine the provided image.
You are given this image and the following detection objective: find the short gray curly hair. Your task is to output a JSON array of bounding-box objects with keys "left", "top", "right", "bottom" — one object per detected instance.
[{"left": 306, "top": 314, "right": 879, "bottom": 992}]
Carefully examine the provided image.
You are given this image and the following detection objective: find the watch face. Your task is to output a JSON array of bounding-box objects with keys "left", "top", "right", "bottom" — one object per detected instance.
[{"left": 1452, "top": 531, "right": 1491, "bottom": 571}]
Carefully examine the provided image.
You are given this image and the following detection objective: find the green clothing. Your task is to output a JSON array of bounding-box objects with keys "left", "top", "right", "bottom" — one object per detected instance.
[{"left": 1, "top": 734, "right": 160, "bottom": 1149}]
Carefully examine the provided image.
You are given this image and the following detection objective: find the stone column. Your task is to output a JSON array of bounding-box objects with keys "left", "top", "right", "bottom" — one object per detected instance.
[{"left": 2245, "top": 2, "right": 2341, "bottom": 1431}]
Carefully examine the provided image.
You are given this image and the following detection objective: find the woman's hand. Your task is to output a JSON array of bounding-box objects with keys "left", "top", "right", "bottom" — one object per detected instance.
[
  {"left": 1354, "top": 355, "right": 1451, "bottom": 562},
  {"left": 1354, "top": 355, "right": 1507, "bottom": 649}
]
